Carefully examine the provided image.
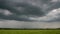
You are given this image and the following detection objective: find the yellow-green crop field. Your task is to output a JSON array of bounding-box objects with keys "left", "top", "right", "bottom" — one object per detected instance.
[{"left": 0, "top": 30, "right": 60, "bottom": 34}]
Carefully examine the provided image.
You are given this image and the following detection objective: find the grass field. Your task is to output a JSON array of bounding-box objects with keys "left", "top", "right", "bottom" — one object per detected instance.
[{"left": 0, "top": 30, "right": 60, "bottom": 34}]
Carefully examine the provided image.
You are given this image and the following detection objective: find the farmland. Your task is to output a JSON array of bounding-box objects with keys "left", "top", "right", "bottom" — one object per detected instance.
[{"left": 0, "top": 30, "right": 60, "bottom": 34}]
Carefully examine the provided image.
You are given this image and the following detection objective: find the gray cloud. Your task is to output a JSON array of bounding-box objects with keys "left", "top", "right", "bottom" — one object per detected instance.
[
  {"left": 0, "top": 0, "right": 60, "bottom": 22},
  {"left": 29, "top": 8, "right": 60, "bottom": 22},
  {"left": 0, "top": 20, "right": 60, "bottom": 28},
  {"left": 0, "top": 0, "right": 45, "bottom": 21},
  {"left": 0, "top": 0, "right": 60, "bottom": 28}
]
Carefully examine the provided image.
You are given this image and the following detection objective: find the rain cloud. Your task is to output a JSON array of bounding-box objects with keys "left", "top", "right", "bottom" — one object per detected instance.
[{"left": 0, "top": 0, "right": 60, "bottom": 28}]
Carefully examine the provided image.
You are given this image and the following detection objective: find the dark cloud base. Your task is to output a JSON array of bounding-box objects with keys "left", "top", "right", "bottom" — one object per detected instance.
[
  {"left": 0, "top": 0, "right": 45, "bottom": 21},
  {"left": 0, "top": 0, "right": 60, "bottom": 22}
]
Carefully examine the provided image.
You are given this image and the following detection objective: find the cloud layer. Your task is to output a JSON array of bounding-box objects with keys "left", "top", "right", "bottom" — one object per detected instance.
[
  {"left": 29, "top": 8, "right": 60, "bottom": 22},
  {"left": 0, "top": 0, "right": 60, "bottom": 21},
  {"left": 0, "top": 20, "right": 60, "bottom": 28},
  {"left": 0, "top": 0, "right": 60, "bottom": 28},
  {"left": 0, "top": 0, "right": 45, "bottom": 21}
]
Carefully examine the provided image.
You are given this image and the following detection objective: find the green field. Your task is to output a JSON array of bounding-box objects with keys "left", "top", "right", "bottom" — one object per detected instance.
[{"left": 0, "top": 30, "right": 60, "bottom": 34}]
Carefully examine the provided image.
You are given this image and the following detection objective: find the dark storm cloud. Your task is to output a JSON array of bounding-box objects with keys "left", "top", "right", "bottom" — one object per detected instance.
[
  {"left": 0, "top": 0, "right": 60, "bottom": 22},
  {"left": 0, "top": 0, "right": 45, "bottom": 21},
  {"left": 1, "top": 0, "right": 44, "bottom": 15},
  {"left": 46, "top": 2, "right": 60, "bottom": 11},
  {"left": 0, "top": 0, "right": 60, "bottom": 28}
]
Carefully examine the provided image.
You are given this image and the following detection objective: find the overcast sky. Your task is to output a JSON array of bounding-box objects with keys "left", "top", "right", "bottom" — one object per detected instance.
[{"left": 0, "top": 0, "right": 60, "bottom": 28}]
